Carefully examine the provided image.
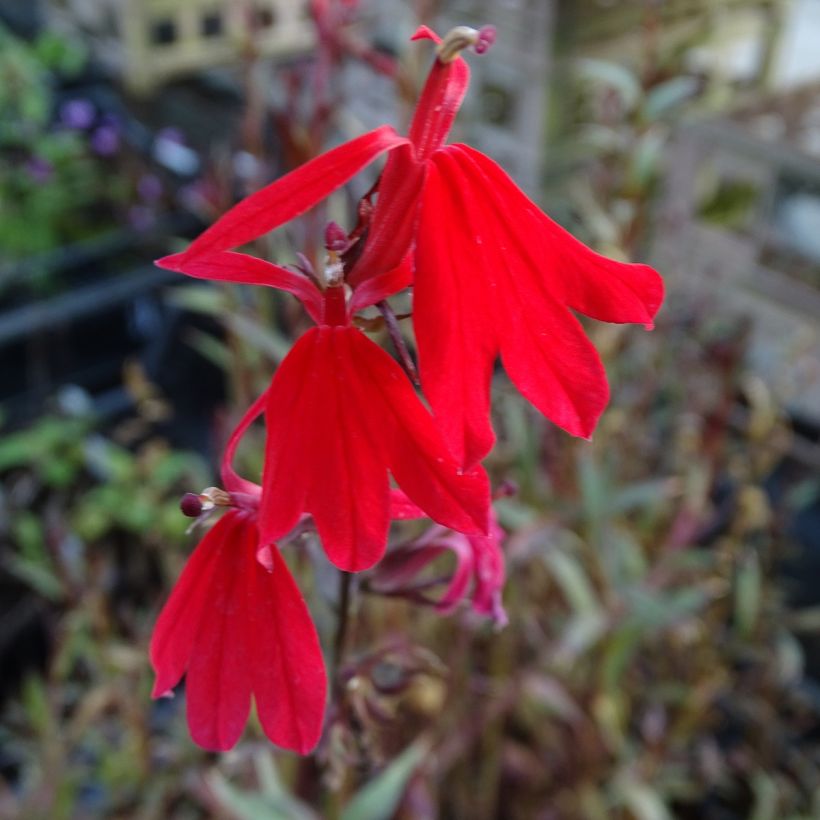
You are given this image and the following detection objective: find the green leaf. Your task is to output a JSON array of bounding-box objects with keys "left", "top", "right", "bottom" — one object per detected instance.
[
  {"left": 341, "top": 741, "right": 428, "bottom": 820},
  {"left": 206, "top": 769, "right": 316, "bottom": 820},
  {"left": 643, "top": 76, "right": 699, "bottom": 120}
]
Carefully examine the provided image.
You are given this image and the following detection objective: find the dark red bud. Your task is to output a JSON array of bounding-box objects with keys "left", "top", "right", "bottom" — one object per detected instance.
[
  {"left": 180, "top": 493, "right": 203, "bottom": 517},
  {"left": 324, "top": 221, "right": 349, "bottom": 252},
  {"left": 474, "top": 25, "right": 497, "bottom": 55}
]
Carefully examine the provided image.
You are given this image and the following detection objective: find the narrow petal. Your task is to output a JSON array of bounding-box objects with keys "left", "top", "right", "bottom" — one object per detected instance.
[
  {"left": 342, "top": 328, "right": 490, "bottom": 536},
  {"left": 349, "top": 147, "right": 427, "bottom": 286},
  {"left": 307, "top": 328, "right": 390, "bottom": 571},
  {"left": 407, "top": 35, "right": 470, "bottom": 162},
  {"left": 259, "top": 330, "right": 324, "bottom": 543},
  {"left": 157, "top": 251, "right": 323, "bottom": 323},
  {"left": 149, "top": 513, "right": 243, "bottom": 699},
  {"left": 248, "top": 546, "right": 327, "bottom": 754},
  {"left": 221, "top": 389, "right": 267, "bottom": 497},
  {"left": 500, "top": 283, "right": 609, "bottom": 439},
  {"left": 181, "top": 126, "right": 408, "bottom": 256},
  {"left": 184, "top": 512, "right": 255, "bottom": 751},
  {"left": 415, "top": 157, "right": 497, "bottom": 466},
  {"left": 449, "top": 144, "right": 664, "bottom": 327},
  {"left": 434, "top": 535, "right": 475, "bottom": 615}
]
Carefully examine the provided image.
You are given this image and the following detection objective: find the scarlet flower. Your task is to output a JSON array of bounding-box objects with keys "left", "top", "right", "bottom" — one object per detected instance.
[
  {"left": 158, "top": 25, "right": 662, "bottom": 470},
  {"left": 150, "top": 393, "right": 326, "bottom": 753}
]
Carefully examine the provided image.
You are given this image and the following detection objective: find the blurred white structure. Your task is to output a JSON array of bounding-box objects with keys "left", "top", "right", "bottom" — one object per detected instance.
[{"left": 47, "top": 0, "right": 315, "bottom": 94}]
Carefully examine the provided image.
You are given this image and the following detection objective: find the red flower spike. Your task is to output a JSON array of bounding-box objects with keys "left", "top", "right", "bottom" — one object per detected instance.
[
  {"left": 259, "top": 307, "right": 490, "bottom": 572},
  {"left": 165, "top": 125, "right": 408, "bottom": 259}
]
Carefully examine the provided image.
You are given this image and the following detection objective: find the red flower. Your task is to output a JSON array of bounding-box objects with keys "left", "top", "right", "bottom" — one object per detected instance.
[
  {"left": 150, "top": 393, "right": 327, "bottom": 753},
  {"left": 257, "top": 282, "right": 489, "bottom": 572},
  {"left": 158, "top": 26, "right": 662, "bottom": 470},
  {"left": 351, "top": 26, "right": 664, "bottom": 466}
]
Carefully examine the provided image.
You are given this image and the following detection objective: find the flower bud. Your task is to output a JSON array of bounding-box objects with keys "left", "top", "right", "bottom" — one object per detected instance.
[{"left": 324, "top": 221, "right": 349, "bottom": 252}]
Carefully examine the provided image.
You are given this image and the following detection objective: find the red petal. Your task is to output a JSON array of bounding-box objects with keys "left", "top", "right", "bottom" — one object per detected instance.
[
  {"left": 307, "top": 329, "right": 390, "bottom": 571},
  {"left": 410, "top": 26, "right": 442, "bottom": 45},
  {"left": 221, "top": 389, "right": 267, "bottom": 497},
  {"left": 349, "top": 147, "right": 426, "bottom": 286},
  {"left": 451, "top": 145, "right": 664, "bottom": 327},
  {"left": 259, "top": 329, "right": 325, "bottom": 543},
  {"left": 348, "top": 255, "right": 414, "bottom": 313},
  {"left": 248, "top": 546, "right": 327, "bottom": 753},
  {"left": 259, "top": 328, "right": 389, "bottom": 571},
  {"left": 500, "top": 282, "right": 609, "bottom": 439},
  {"left": 182, "top": 126, "right": 408, "bottom": 256},
  {"left": 184, "top": 512, "right": 255, "bottom": 751},
  {"left": 343, "top": 328, "right": 490, "bottom": 536},
  {"left": 407, "top": 44, "right": 469, "bottom": 162},
  {"left": 156, "top": 251, "right": 323, "bottom": 323},
  {"left": 415, "top": 157, "right": 497, "bottom": 466},
  {"left": 150, "top": 514, "right": 243, "bottom": 700},
  {"left": 389, "top": 489, "right": 425, "bottom": 520}
]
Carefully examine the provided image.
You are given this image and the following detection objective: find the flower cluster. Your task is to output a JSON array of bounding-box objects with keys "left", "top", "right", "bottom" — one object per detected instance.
[{"left": 150, "top": 25, "right": 663, "bottom": 754}]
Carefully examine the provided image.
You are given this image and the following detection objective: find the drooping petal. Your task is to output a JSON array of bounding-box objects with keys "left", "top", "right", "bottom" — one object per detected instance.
[
  {"left": 415, "top": 156, "right": 497, "bottom": 466},
  {"left": 259, "top": 326, "right": 490, "bottom": 569},
  {"left": 150, "top": 513, "right": 244, "bottom": 699},
  {"left": 341, "top": 328, "right": 490, "bottom": 536},
  {"left": 184, "top": 512, "right": 255, "bottom": 751},
  {"left": 260, "top": 329, "right": 325, "bottom": 543},
  {"left": 306, "top": 329, "right": 390, "bottom": 571},
  {"left": 179, "top": 126, "right": 408, "bottom": 257},
  {"left": 449, "top": 144, "right": 664, "bottom": 327},
  {"left": 499, "top": 282, "right": 609, "bottom": 440},
  {"left": 157, "top": 251, "right": 323, "bottom": 323},
  {"left": 414, "top": 145, "right": 617, "bottom": 458},
  {"left": 245, "top": 532, "right": 327, "bottom": 753}
]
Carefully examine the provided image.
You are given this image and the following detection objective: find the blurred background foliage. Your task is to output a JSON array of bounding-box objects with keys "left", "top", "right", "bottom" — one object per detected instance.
[{"left": 1, "top": 1, "right": 820, "bottom": 818}]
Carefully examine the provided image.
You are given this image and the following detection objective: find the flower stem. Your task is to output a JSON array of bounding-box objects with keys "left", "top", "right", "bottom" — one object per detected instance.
[
  {"left": 378, "top": 300, "right": 420, "bottom": 386},
  {"left": 332, "top": 570, "right": 354, "bottom": 683}
]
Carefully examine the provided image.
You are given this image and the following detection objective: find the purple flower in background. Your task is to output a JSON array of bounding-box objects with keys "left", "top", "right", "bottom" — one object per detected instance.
[
  {"left": 156, "top": 126, "right": 186, "bottom": 145},
  {"left": 91, "top": 124, "right": 120, "bottom": 156},
  {"left": 128, "top": 205, "right": 155, "bottom": 232},
  {"left": 25, "top": 156, "right": 54, "bottom": 184},
  {"left": 138, "top": 173, "right": 163, "bottom": 203},
  {"left": 59, "top": 99, "right": 95, "bottom": 130}
]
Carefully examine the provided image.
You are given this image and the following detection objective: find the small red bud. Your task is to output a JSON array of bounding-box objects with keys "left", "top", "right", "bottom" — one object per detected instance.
[
  {"left": 180, "top": 493, "right": 203, "bottom": 517},
  {"left": 324, "top": 221, "right": 349, "bottom": 252},
  {"left": 474, "top": 25, "right": 496, "bottom": 55}
]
